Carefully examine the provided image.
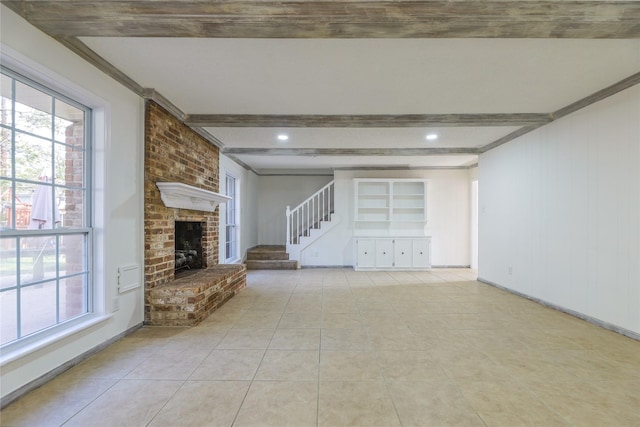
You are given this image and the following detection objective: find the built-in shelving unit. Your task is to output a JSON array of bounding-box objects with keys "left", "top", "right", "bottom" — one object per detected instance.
[
  {"left": 354, "top": 179, "right": 427, "bottom": 236},
  {"left": 353, "top": 179, "right": 430, "bottom": 270}
]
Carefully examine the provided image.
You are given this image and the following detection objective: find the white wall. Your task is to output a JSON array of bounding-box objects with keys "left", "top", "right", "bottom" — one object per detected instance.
[
  {"left": 257, "top": 175, "right": 333, "bottom": 245},
  {"left": 470, "top": 180, "right": 479, "bottom": 270},
  {"left": 1, "top": 7, "right": 144, "bottom": 400},
  {"left": 218, "top": 155, "right": 259, "bottom": 262},
  {"left": 301, "top": 169, "right": 472, "bottom": 267},
  {"left": 479, "top": 84, "right": 640, "bottom": 335}
]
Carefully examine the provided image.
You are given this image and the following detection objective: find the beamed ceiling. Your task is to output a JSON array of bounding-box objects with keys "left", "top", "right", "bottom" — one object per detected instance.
[{"left": 4, "top": 1, "right": 640, "bottom": 174}]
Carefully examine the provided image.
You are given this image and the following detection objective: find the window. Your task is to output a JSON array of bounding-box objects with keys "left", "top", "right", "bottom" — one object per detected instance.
[
  {"left": 225, "top": 175, "right": 238, "bottom": 262},
  {"left": 0, "top": 67, "right": 91, "bottom": 349}
]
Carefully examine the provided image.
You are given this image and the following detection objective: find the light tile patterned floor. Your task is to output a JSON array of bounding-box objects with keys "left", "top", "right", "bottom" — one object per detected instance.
[{"left": 2, "top": 268, "right": 640, "bottom": 426}]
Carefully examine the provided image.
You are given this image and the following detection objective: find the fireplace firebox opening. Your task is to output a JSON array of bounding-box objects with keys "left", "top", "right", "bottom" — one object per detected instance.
[{"left": 175, "top": 221, "right": 204, "bottom": 274}]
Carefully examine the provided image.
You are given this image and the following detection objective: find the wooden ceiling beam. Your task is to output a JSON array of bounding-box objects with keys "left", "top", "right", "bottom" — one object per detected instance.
[
  {"left": 5, "top": 1, "right": 640, "bottom": 39},
  {"left": 223, "top": 147, "right": 480, "bottom": 156},
  {"left": 186, "top": 113, "right": 552, "bottom": 128}
]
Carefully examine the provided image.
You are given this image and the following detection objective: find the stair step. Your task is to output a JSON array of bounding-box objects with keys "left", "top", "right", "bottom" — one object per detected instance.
[
  {"left": 245, "top": 245, "right": 295, "bottom": 269},
  {"left": 246, "top": 260, "right": 298, "bottom": 270},
  {"left": 247, "top": 251, "right": 290, "bottom": 260},
  {"left": 248, "top": 245, "right": 286, "bottom": 252},
  {"left": 246, "top": 245, "right": 289, "bottom": 260}
]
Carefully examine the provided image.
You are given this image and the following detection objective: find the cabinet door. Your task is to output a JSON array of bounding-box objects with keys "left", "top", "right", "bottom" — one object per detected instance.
[
  {"left": 356, "top": 239, "right": 376, "bottom": 269},
  {"left": 375, "top": 239, "right": 394, "bottom": 268},
  {"left": 412, "top": 239, "right": 431, "bottom": 268},
  {"left": 394, "top": 239, "right": 413, "bottom": 268}
]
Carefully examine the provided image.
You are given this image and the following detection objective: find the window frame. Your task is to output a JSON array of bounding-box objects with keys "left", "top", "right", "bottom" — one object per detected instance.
[
  {"left": 224, "top": 173, "right": 239, "bottom": 263},
  {"left": 0, "top": 64, "right": 96, "bottom": 356}
]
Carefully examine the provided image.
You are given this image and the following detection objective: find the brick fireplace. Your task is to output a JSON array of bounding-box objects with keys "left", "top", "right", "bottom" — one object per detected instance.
[{"left": 144, "top": 101, "right": 245, "bottom": 325}]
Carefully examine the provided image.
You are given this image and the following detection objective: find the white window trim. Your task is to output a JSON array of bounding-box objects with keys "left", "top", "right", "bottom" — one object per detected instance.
[{"left": 0, "top": 46, "right": 108, "bottom": 362}]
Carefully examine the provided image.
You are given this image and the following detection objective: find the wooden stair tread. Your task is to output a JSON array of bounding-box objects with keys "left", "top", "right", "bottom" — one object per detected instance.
[
  {"left": 246, "top": 245, "right": 296, "bottom": 270},
  {"left": 246, "top": 259, "right": 297, "bottom": 270}
]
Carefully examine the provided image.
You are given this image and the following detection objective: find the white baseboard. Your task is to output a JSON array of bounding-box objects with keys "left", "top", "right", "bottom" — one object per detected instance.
[{"left": 477, "top": 277, "right": 640, "bottom": 342}]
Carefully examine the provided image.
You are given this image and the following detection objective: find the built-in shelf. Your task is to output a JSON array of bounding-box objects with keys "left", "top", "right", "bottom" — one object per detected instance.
[
  {"left": 354, "top": 179, "right": 427, "bottom": 237},
  {"left": 156, "top": 182, "right": 231, "bottom": 212}
]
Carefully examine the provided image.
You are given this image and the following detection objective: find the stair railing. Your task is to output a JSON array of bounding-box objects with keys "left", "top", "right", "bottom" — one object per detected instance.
[{"left": 286, "top": 180, "right": 334, "bottom": 246}]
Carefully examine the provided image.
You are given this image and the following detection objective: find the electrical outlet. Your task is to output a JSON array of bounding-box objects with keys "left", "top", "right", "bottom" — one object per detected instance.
[
  {"left": 508, "top": 266, "right": 513, "bottom": 275},
  {"left": 113, "top": 297, "right": 120, "bottom": 312}
]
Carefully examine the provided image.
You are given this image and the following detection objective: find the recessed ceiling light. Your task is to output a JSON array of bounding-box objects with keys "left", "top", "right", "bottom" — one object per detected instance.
[
  {"left": 425, "top": 133, "right": 438, "bottom": 141},
  {"left": 277, "top": 134, "right": 289, "bottom": 141}
]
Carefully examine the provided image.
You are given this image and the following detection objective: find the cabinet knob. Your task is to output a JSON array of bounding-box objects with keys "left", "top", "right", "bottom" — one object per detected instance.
[
  {"left": 420, "top": 252, "right": 423, "bottom": 254},
  {"left": 364, "top": 252, "right": 367, "bottom": 255},
  {"left": 383, "top": 252, "right": 386, "bottom": 254},
  {"left": 401, "top": 252, "right": 405, "bottom": 254}
]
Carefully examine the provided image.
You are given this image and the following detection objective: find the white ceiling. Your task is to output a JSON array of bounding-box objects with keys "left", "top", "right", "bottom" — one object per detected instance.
[
  {"left": 204, "top": 127, "right": 521, "bottom": 149},
  {"left": 81, "top": 38, "right": 640, "bottom": 114},
  {"left": 78, "top": 37, "right": 640, "bottom": 172}
]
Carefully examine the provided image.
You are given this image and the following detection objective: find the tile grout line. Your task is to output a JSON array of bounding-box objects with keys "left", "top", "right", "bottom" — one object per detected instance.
[{"left": 230, "top": 279, "right": 292, "bottom": 427}]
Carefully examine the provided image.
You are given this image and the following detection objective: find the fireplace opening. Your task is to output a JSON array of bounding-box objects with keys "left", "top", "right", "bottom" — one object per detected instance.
[{"left": 175, "top": 221, "right": 204, "bottom": 275}]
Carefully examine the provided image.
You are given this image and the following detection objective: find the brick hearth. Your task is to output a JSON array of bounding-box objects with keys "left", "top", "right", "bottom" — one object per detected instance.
[{"left": 147, "top": 264, "right": 246, "bottom": 326}]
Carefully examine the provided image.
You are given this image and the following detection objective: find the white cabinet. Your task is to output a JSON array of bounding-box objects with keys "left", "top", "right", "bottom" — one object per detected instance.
[
  {"left": 356, "top": 239, "right": 376, "bottom": 269},
  {"left": 354, "top": 179, "right": 427, "bottom": 237},
  {"left": 355, "top": 238, "right": 431, "bottom": 271},
  {"left": 375, "top": 239, "right": 394, "bottom": 268},
  {"left": 412, "top": 239, "right": 431, "bottom": 268},
  {"left": 394, "top": 239, "right": 413, "bottom": 268}
]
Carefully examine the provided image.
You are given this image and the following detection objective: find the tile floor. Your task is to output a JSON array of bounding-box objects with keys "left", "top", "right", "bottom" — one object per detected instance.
[{"left": 2, "top": 268, "right": 640, "bottom": 426}]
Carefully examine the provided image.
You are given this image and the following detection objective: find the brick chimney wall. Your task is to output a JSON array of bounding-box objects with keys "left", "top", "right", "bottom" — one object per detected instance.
[{"left": 144, "top": 100, "right": 221, "bottom": 321}]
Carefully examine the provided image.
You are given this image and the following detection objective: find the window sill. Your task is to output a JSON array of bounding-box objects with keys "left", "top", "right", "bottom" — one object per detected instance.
[{"left": 0, "top": 314, "right": 113, "bottom": 367}]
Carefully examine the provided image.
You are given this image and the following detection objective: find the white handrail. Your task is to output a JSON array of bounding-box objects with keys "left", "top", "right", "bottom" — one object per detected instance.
[{"left": 286, "top": 180, "right": 334, "bottom": 246}]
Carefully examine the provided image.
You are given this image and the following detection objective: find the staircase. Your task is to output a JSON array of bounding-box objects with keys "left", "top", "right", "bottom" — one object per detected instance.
[
  {"left": 286, "top": 180, "right": 340, "bottom": 263},
  {"left": 245, "top": 245, "right": 298, "bottom": 270}
]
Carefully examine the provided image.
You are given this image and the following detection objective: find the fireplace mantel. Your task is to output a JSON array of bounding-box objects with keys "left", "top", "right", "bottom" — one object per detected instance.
[{"left": 156, "top": 182, "right": 231, "bottom": 212}]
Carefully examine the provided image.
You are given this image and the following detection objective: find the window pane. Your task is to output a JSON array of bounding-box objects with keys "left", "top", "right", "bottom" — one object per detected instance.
[
  {"left": 55, "top": 142, "right": 84, "bottom": 188},
  {"left": 14, "top": 80, "right": 52, "bottom": 138},
  {"left": 60, "top": 187, "right": 85, "bottom": 228},
  {"left": 14, "top": 131, "right": 53, "bottom": 182},
  {"left": 54, "top": 99, "right": 83, "bottom": 144},
  {"left": 3, "top": 181, "right": 60, "bottom": 231},
  {"left": 0, "top": 125, "right": 11, "bottom": 179},
  {"left": 14, "top": 181, "right": 37, "bottom": 230},
  {"left": 225, "top": 175, "right": 237, "bottom": 261},
  {"left": 0, "top": 73, "right": 13, "bottom": 127},
  {"left": 60, "top": 274, "right": 87, "bottom": 322},
  {"left": 0, "top": 290, "right": 17, "bottom": 345},
  {"left": 20, "top": 281, "right": 57, "bottom": 336},
  {"left": 0, "top": 178, "right": 12, "bottom": 228},
  {"left": 0, "top": 237, "right": 17, "bottom": 290},
  {"left": 30, "top": 183, "right": 60, "bottom": 230},
  {"left": 226, "top": 176, "right": 236, "bottom": 225},
  {"left": 20, "top": 235, "right": 57, "bottom": 284},
  {"left": 60, "top": 234, "right": 87, "bottom": 276}
]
